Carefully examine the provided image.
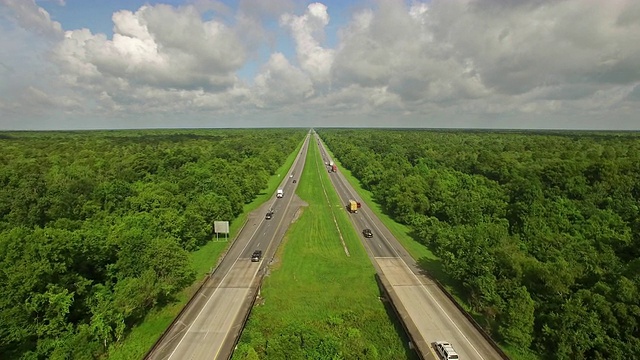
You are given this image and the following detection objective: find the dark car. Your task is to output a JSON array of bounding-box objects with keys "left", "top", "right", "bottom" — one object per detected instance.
[
  {"left": 265, "top": 209, "right": 274, "bottom": 220},
  {"left": 362, "top": 228, "right": 373, "bottom": 238},
  {"left": 293, "top": 179, "right": 297, "bottom": 183},
  {"left": 251, "top": 250, "right": 262, "bottom": 262}
]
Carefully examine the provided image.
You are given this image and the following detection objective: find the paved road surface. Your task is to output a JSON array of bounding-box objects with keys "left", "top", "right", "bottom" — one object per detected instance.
[
  {"left": 316, "top": 134, "right": 504, "bottom": 360},
  {"left": 146, "top": 134, "right": 311, "bottom": 360}
]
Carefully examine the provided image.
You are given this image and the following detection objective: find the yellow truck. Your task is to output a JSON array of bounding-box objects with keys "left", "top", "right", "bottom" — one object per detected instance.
[{"left": 347, "top": 200, "right": 360, "bottom": 213}]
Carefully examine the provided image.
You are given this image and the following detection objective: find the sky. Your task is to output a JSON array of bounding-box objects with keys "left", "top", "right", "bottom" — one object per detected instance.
[{"left": 1, "top": 0, "right": 640, "bottom": 130}]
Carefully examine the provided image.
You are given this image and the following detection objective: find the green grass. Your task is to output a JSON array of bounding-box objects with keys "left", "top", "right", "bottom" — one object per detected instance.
[
  {"left": 232, "top": 140, "right": 416, "bottom": 359},
  {"left": 106, "top": 138, "right": 305, "bottom": 360}
]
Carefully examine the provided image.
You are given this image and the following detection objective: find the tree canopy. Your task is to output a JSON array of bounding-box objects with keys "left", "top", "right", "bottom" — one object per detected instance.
[
  {"left": 0, "top": 129, "right": 305, "bottom": 359},
  {"left": 318, "top": 129, "right": 640, "bottom": 359}
]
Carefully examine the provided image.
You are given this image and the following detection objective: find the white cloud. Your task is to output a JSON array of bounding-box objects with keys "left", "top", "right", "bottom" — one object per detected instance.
[
  {"left": 280, "top": 2, "right": 335, "bottom": 84},
  {"left": 45, "top": 3, "right": 251, "bottom": 119},
  {"left": 331, "top": 0, "right": 490, "bottom": 105},
  {"left": 189, "top": 0, "right": 232, "bottom": 15},
  {"left": 326, "top": 0, "right": 640, "bottom": 125},
  {"left": 2, "top": 0, "right": 640, "bottom": 129},
  {"left": 431, "top": 0, "right": 640, "bottom": 93},
  {"left": 0, "top": 85, "right": 80, "bottom": 116},
  {"left": 1, "top": 0, "right": 62, "bottom": 38},
  {"left": 276, "top": 1, "right": 459, "bottom": 114},
  {"left": 239, "top": 0, "right": 294, "bottom": 19},
  {"left": 311, "top": 84, "right": 402, "bottom": 113},
  {"left": 253, "top": 52, "right": 314, "bottom": 107},
  {"left": 57, "top": 4, "right": 246, "bottom": 92}
]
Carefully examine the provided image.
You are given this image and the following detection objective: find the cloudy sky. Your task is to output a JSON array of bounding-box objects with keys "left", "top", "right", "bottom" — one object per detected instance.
[{"left": 1, "top": 0, "right": 639, "bottom": 130}]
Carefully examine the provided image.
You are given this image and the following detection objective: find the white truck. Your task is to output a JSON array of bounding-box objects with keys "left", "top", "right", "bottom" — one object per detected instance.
[{"left": 276, "top": 189, "right": 283, "bottom": 198}]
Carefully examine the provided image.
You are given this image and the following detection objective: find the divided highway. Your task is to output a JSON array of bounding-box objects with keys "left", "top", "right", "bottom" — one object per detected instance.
[
  {"left": 316, "top": 134, "right": 504, "bottom": 360},
  {"left": 146, "top": 134, "right": 311, "bottom": 360},
  {"left": 147, "top": 130, "right": 504, "bottom": 360}
]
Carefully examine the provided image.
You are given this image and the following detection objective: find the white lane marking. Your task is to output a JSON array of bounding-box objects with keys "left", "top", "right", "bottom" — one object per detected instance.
[
  {"left": 360, "top": 206, "right": 486, "bottom": 360},
  {"left": 167, "top": 215, "right": 266, "bottom": 359}
]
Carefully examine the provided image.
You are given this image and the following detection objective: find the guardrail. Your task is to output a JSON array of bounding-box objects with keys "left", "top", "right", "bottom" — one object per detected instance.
[
  {"left": 375, "top": 273, "right": 427, "bottom": 360},
  {"left": 225, "top": 270, "right": 266, "bottom": 360}
]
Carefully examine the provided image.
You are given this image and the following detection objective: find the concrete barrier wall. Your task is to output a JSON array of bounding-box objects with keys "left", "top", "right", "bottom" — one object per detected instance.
[
  {"left": 375, "top": 273, "right": 428, "bottom": 360},
  {"left": 224, "top": 272, "right": 265, "bottom": 360}
]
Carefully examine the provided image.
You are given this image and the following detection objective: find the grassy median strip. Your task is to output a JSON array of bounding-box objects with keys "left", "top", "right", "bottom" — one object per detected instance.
[{"left": 232, "top": 141, "right": 416, "bottom": 359}]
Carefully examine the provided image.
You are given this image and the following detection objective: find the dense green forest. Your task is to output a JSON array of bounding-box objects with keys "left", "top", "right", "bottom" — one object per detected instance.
[
  {"left": 0, "top": 129, "right": 305, "bottom": 359},
  {"left": 318, "top": 129, "right": 640, "bottom": 360}
]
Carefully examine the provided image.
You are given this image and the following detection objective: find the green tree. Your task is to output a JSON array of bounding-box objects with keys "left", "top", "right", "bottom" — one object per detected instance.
[{"left": 497, "top": 286, "right": 535, "bottom": 348}]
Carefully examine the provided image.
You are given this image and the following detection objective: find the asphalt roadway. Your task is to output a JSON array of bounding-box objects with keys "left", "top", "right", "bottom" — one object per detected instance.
[
  {"left": 316, "top": 135, "right": 504, "bottom": 360},
  {"left": 146, "top": 133, "right": 311, "bottom": 360}
]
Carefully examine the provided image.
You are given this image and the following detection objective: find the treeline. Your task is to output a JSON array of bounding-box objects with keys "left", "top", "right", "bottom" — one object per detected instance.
[
  {"left": 0, "top": 129, "right": 305, "bottom": 359},
  {"left": 318, "top": 129, "right": 640, "bottom": 359}
]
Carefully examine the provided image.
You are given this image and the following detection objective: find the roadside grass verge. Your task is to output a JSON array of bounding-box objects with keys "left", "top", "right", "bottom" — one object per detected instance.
[
  {"left": 106, "top": 137, "right": 305, "bottom": 360},
  {"left": 232, "top": 140, "right": 416, "bottom": 359}
]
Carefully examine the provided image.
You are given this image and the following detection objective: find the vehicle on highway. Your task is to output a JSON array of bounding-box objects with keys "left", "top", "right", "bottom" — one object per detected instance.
[
  {"left": 293, "top": 179, "right": 297, "bottom": 183},
  {"left": 265, "top": 209, "right": 274, "bottom": 220},
  {"left": 290, "top": 174, "right": 294, "bottom": 178},
  {"left": 434, "top": 341, "right": 459, "bottom": 360},
  {"left": 276, "top": 189, "right": 283, "bottom": 198},
  {"left": 347, "top": 200, "right": 360, "bottom": 213},
  {"left": 251, "top": 250, "right": 262, "bottom": 262},
  {"left": 362, "top": 228, "right": 373, "bottom": 238}
]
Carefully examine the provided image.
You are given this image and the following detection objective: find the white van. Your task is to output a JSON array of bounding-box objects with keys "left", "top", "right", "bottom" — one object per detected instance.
[
  {"left": 276, "top": 189, "right": 283, "bottom": 198},
  {"left": 435, "top": 341, "right": 459, "bottom": 360}
]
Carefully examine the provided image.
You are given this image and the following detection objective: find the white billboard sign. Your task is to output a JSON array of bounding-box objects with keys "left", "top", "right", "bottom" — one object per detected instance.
[{"left": 214, "top": 221, "right": 229, "bottom": 234}]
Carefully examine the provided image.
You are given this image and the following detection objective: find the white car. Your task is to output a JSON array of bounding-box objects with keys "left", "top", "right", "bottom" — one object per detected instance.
[{"left": 435, "top": 341, "right": 459, "bottom": 360}]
